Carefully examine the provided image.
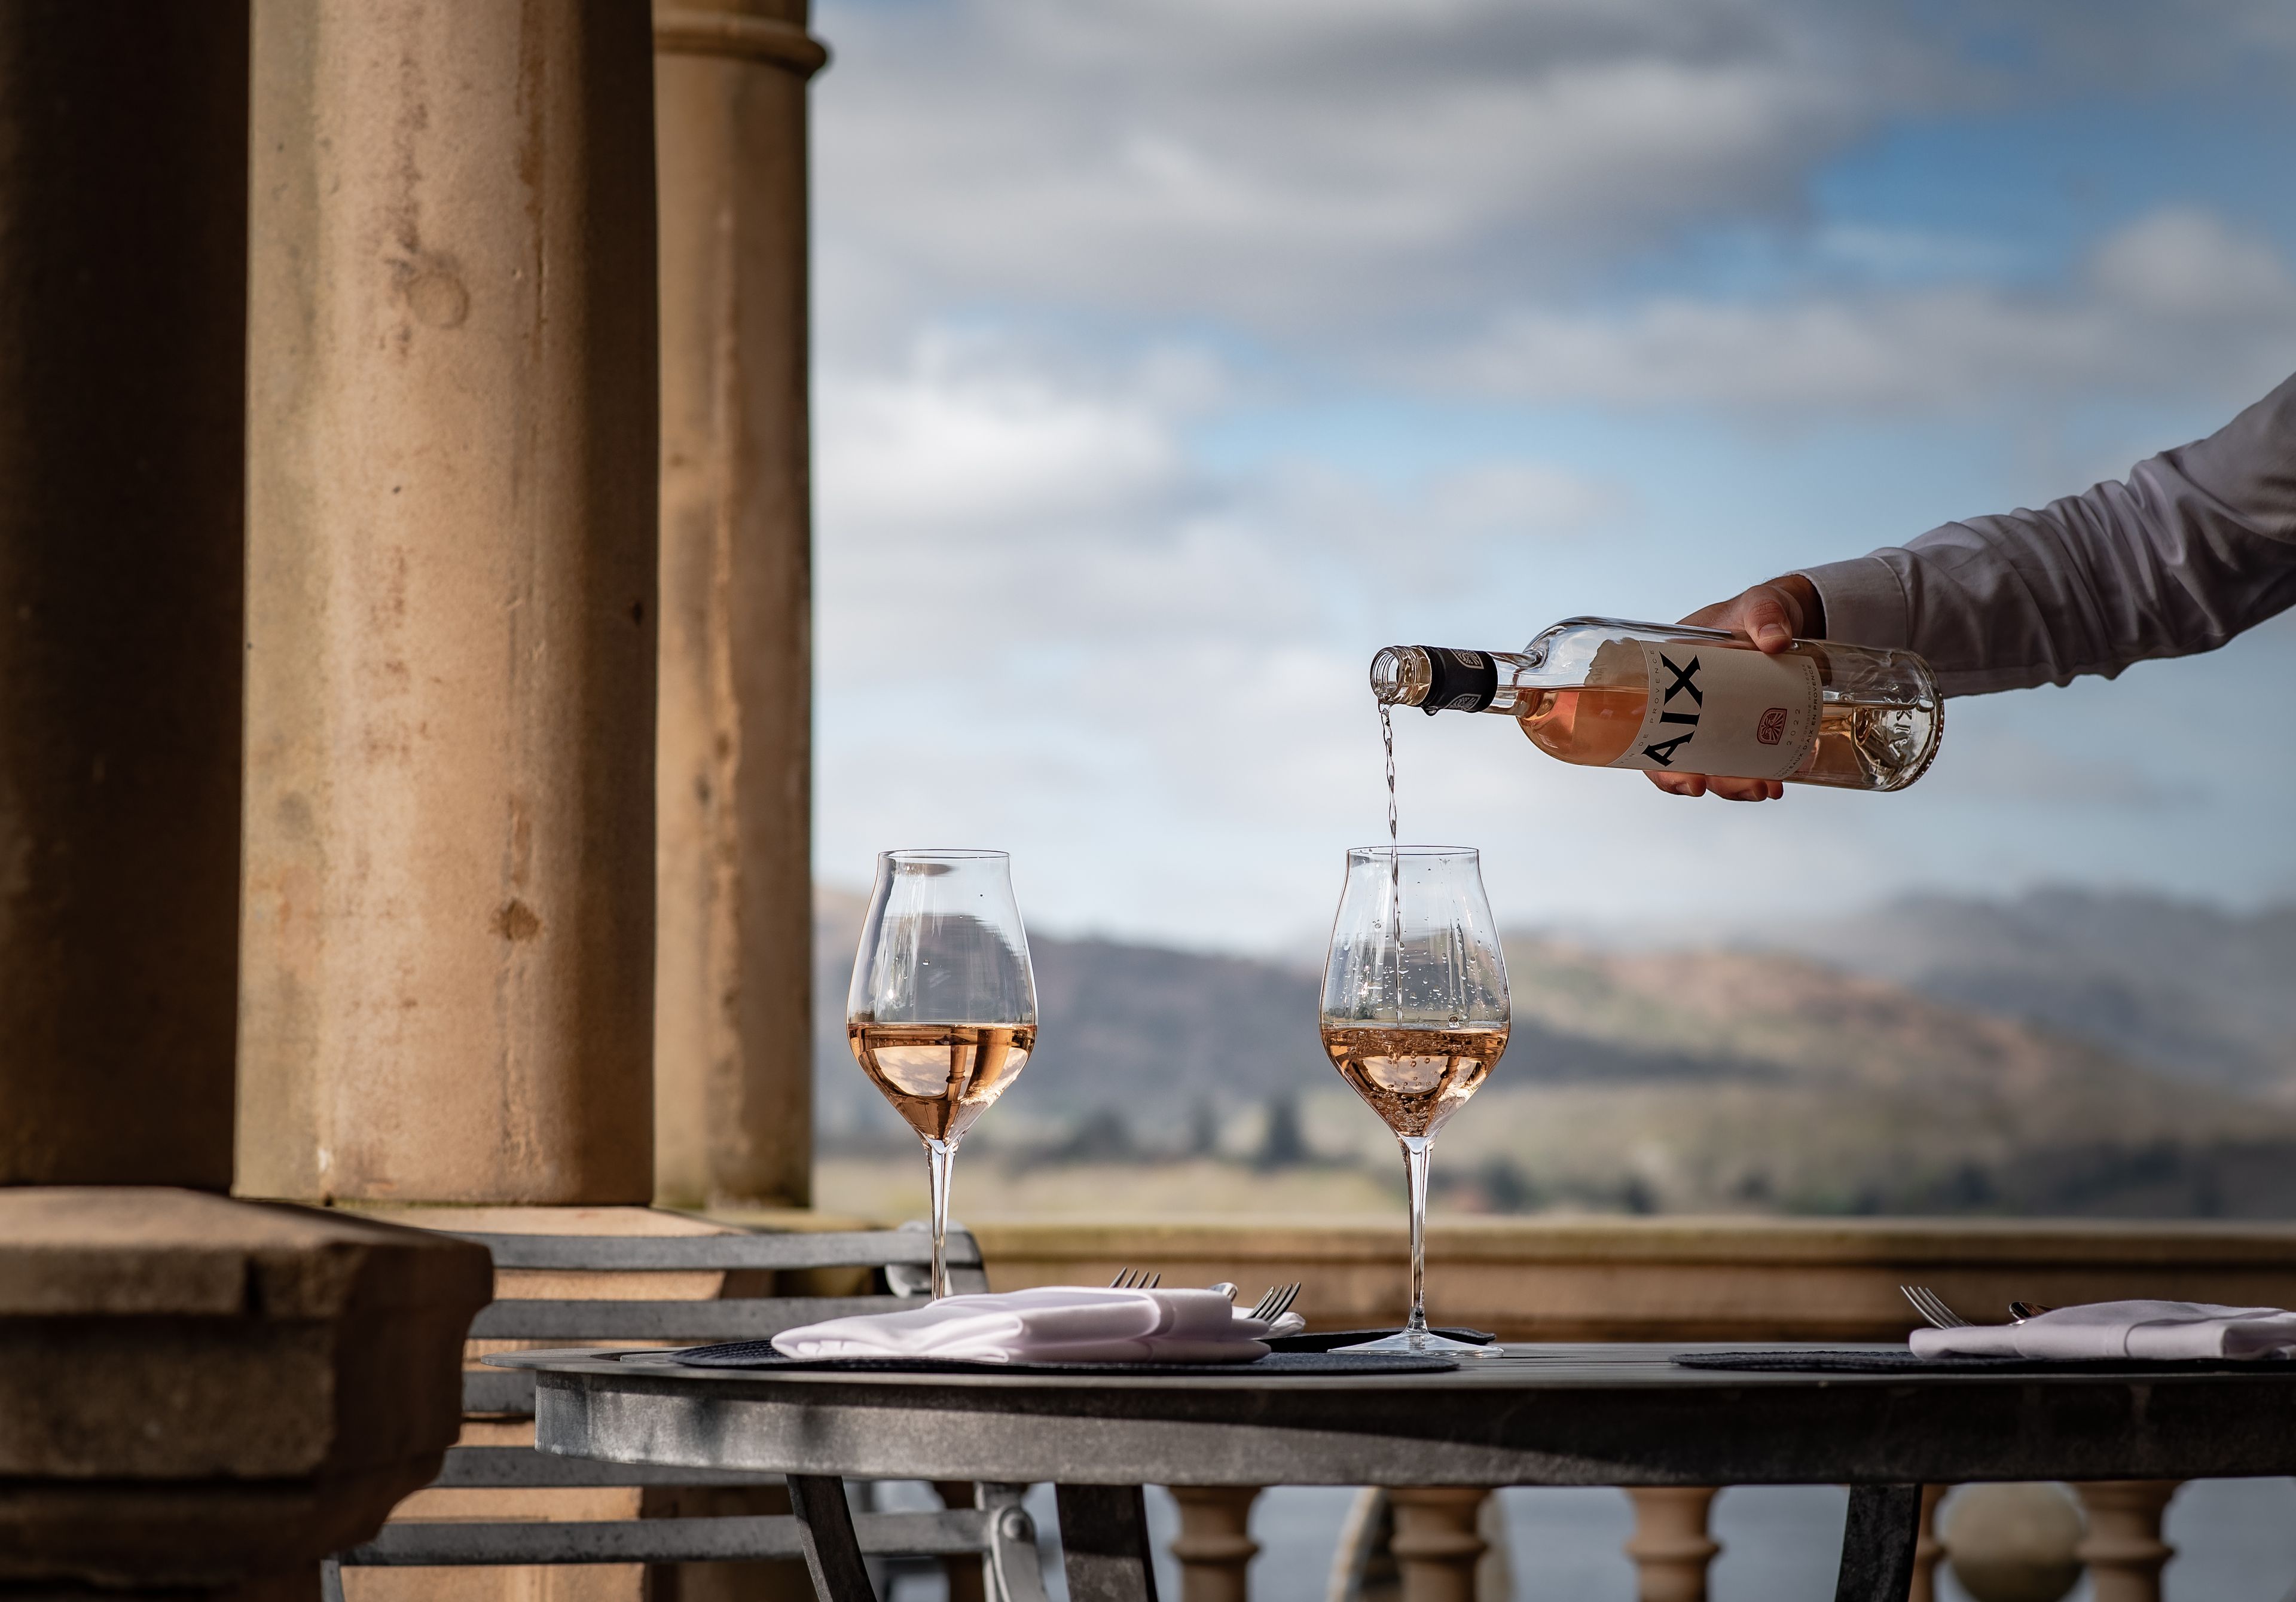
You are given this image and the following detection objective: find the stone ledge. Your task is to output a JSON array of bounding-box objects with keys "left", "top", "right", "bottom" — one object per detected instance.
[
  {"left": 0, "top": 1189, "right": 494, "bottom": 1319},
  {"left": 0, "top": 1190, "right": 491, "bottom": 1591}
]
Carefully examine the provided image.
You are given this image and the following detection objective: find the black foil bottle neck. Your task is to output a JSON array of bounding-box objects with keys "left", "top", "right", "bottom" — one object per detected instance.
[{"left": 1419, "top": 646, "right": 1498, "bottom": 714}]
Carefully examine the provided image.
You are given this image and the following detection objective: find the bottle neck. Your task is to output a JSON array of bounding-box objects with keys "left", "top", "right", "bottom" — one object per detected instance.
[{"left": 1370, "top": 646, "right": 1541, "bottom": 716}]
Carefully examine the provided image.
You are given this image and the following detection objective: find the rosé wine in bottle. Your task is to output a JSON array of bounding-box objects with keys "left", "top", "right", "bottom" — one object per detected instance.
[{"left": 1372, "top": 617, "right": 1941, "bottom": 791}]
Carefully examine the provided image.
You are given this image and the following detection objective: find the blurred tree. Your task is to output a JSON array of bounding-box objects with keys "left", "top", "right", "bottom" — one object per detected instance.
[
  {"left": 1256, "top": 1095, "right": 1308, "bottom": 1170},
  {"left": 1053, "top": 1108, "right": 1136, "bottom": 1164},
  {"left": 1187, "top": 1098, "right": 1220, "bottom": 1158}
]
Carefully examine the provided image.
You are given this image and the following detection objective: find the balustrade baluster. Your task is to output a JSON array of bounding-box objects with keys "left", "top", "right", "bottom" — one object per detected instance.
[
  {"left": 1624, "top": 1488, "right": 1721, "bottom": 1602},
  {"left": 1171, "top": 1487, "right": 1263, "bottom": 1602},
  {"left": 1387, "top": 1489, "right": 1489, "bottom": 1602},
  {"left": 2074, "top": 1481, "right": 2182, "bottom": 1602}
]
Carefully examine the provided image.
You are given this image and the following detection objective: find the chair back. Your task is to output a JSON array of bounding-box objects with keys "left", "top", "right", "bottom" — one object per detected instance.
[{"left": 457, "top": 1224, "right": 989, "bottom": 1414}]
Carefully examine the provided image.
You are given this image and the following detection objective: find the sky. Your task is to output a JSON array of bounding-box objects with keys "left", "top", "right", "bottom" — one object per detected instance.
[{"left": 806, "top": 0, "right": 2296, "bottom": 955}]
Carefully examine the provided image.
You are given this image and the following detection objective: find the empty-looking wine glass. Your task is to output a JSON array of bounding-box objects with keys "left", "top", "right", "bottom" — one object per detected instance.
[
  {"left": 847, "top": 850, "right": 1038, "bottom": 1299},
  {"left": 1320, "top": 846, "right": 1510, "bottom": 1355}
]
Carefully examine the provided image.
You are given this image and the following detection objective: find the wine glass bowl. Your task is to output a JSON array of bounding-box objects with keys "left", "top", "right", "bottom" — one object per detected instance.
[
  {"left": 1320, "top": 846, "right": 1509, "bottom": 1355},
  {"left": 847, "top": 849, "right": 1037, "bottom": 1298}
]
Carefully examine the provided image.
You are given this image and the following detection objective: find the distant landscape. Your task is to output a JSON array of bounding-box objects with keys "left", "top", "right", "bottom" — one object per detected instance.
[{"left": 813, "top": 888, "right": 2296, "bottom": 1221}]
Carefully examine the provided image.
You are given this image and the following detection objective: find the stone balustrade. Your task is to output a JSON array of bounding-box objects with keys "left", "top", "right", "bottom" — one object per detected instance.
[{"left": 933, "top": 1214, "right": 2296, "bottom": 1602}]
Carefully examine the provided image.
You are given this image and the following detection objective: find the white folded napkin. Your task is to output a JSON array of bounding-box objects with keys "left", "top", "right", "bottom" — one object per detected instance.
[
  {"left": 1910, "top": 1299, "right": 2296, "bottom": 1361},
  {"left": 772, "top": 1286, "right": 1305, "bottom": 1365}
]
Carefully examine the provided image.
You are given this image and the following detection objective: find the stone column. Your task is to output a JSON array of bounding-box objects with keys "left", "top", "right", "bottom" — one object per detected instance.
[
  {"left": 0, "top": 24, "right": 487, "bottom": 1594},
  {"left": 651, "top": 0, "right": 827, "bottom": 1210},
  {"left": 1622, "top": 1488, "right": 1720, "bottom": 1602},
  {"left": 239, "top": 0, "right": 661, "bottom": 1205},
  {"left": 1170, "top": 1487, "right": 1262, "bottom": 1602},
  {"left": 2074, "top": 1482, "right": 2180, "bottom": 1602},
  {"left": 0, "top": 0, "right": 249, "bottom": 1191},
  {"left": 1387, "top": 1490, "right": 1488, "bottom": 1602}
]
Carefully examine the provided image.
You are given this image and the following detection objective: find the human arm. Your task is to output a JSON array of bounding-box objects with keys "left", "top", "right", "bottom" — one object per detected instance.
[
  {"left": 1653, "top": 369, "right": 2296, "bottom": 799},
  {"left": 1803, "top": 369, "right": 2296, "bottom": 696}
]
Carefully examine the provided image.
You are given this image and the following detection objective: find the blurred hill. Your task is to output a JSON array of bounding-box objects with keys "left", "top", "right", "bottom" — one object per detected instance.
[
  {"left": 1760, "top": 889, "right": 2296, "bottom": 1099},
  {"left": 814, "top": 887, "right": 2296, "bottom": 1218}
]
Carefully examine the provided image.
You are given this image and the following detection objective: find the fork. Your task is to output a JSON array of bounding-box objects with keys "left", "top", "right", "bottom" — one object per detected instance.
[
  {"left": 1248, "top": 1282, "right": 1303, "bottom": 1322},
  {"left": 1900, "top": 1285, "right": 1971, "bottom": 1329},
  {"left": 1903, "top": 1285, "right": 2056, "bottom": 1329},
  {"left": 1107, "top": 1271, "right": 1299, "bottom": 1322}
]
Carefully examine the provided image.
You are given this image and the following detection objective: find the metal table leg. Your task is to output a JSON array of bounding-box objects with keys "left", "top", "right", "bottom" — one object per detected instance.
[
  {"left": 982, "top": 1482, "right": 1054, "bottom": 1602},
  {"left": 1835, "top": 1484, "right": 1923, "bottom": 1602},
  {"left": 1057, "top": 1484, "right": 1162, "bottom": 1602},
  {"left": 790, "top": 1473, "right": 879, "bottom": 1602}
]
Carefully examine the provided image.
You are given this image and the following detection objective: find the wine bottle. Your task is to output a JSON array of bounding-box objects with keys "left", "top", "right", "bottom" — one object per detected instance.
[{"left": 1372, "top": 617, "right": 1941, "bottom": 791}]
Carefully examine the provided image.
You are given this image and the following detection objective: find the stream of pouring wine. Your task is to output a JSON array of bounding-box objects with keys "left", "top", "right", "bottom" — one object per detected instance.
[
  {"left": 1381, "top": 703, "right": 1397, "bottom": 857},
  {"left": 1379, "top": 703, "right": 1402, "bottom": 1021}
]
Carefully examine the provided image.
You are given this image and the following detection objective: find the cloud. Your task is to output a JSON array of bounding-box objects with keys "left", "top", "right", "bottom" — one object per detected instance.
[
  {"left": 814, "top": 0, "right": 1915, "bottom": 340},
  {"left": 816, "top": 333, "right": 1631, "bottom": 664},
  {"left": 2087, "top": 207, "right": 2296, "bottom": 320},
  {"left": 819, "top": 335, "right": 1186, "bottom": 537},
  {"left": 1921, "top": 731, "right": 2205, "bottom": 812},
  {"left": 816, "top": 0, "right": 2296, "bottom": 354},
  {"left": 1440, "top": 208, "right": 2296, "bottom": 412}
]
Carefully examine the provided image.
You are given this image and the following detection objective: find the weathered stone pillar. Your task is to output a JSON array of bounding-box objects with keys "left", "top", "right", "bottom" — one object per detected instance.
[
  {"left": 1170, "top": 1486, "right": 1262, "bottom": 1602},
  {"left": 1623, "top": 1487, "right": 1720, "bottom": 1602},
  {"left": 0, "top": 0, "right": 249, "bottom": 1191},
  {"left": 651, "top": 0, "right": 826, "bottom": 1210},
  {"left": 0, "top": 23, "right": 487, "bottom": 1595},
  {"left": 240, "top": 0, "right": 661, "bottom": 1205}
]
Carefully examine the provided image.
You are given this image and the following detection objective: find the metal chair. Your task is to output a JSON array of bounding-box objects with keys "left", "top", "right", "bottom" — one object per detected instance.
[{"left": 323, "top": 1225, "right": 1048, "bottom": 1602}]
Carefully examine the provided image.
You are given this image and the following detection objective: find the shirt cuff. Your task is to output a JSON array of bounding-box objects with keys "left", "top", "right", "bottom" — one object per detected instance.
[{"left": 1796, "top": 557, "right": 1910, "bottom": 650}]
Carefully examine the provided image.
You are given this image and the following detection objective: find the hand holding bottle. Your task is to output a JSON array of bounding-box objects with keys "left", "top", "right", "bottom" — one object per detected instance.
[
  {"left": 1646, "top": 574, "right": 1825, "bottom": 803},
  {"left": 1373, "top": 604, "right": 1938, "bottom": 796}
]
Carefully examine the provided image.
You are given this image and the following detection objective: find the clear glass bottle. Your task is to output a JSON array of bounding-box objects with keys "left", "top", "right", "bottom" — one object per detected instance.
[{"left": 1372, "top": 617, "right": 1942, "bottom": 791}]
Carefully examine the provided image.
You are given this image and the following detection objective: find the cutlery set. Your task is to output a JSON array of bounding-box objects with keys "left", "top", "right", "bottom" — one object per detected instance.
[
  {"left": 1901, "top": 1285, "right": 2054, "bottom": 1328},
  {"left": 1107, "top": 1271, "right": 1303, "bottom": 1324}
]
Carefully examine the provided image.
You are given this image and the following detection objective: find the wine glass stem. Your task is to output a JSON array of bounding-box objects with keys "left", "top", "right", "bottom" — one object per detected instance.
[
  {"left": 924, "top": 1136, "right": 957, "bottom": 1300},
  {"left": 1400, "top": 1135, "right": 1432, "bottom": 1335}
]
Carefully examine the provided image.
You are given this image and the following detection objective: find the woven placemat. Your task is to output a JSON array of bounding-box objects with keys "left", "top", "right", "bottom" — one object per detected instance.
[
  {"left": 638, "top": 1343, "right": 1457, "bottom": 1375},
  {"left": 1674, "top": 1349, "right": 2283, "bottom": 1374}
]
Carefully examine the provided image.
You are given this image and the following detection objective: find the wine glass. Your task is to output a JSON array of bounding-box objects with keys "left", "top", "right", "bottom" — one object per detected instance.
[
  {"left": 847, "top": 849, "right": 1038, "bottom": 1299},
  {"left": 1320, "top": 846, "right": 1510, "bottom": 1355}
]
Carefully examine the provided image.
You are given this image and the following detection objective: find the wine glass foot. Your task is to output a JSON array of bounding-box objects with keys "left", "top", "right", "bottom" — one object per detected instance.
[{"left": 1343, "top": 1329, "right": 1503, "bottom": 1358}]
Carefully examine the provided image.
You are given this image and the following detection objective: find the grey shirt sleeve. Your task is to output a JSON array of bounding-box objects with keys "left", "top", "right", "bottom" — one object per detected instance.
[{"left": 1796, "top": 369, "right": 2296, "bottom": 696}]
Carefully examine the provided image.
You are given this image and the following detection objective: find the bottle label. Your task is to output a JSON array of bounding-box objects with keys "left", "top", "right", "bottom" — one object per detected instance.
[{"left": 1606, "top": 640, "right": 1820, "bottom": 780}]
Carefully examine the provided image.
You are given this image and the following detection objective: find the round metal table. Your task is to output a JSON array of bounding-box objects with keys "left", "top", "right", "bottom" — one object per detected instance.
[{"left": 493, "top": 1343, "right": 2296, "bottom": 1602}]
